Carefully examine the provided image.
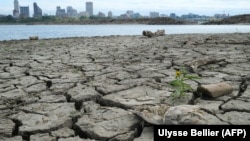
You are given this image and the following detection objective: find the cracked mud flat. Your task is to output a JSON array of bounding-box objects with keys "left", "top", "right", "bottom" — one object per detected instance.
[{"left": 0, "top": 33, "right": 250, "bottom": 140}]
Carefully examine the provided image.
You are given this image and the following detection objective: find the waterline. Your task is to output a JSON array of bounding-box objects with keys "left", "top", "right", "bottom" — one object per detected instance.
[{"left": 1, "top": 24, "right": 250, "bottom": 41}]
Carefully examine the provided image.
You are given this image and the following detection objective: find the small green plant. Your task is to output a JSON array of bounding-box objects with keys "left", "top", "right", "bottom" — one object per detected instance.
[{"left": 170, "top": 68, "right": 200, "bottom": 101}]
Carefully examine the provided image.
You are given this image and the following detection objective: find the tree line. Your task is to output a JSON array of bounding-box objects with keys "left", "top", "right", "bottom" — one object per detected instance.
[{"left": 0, "top": 15, "right": 111, "bottom": 24}]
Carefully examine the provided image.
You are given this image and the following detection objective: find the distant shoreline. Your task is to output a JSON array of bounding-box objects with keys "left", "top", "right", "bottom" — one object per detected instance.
[
  {"left": 1, "top": 14, "right": 250, "bottom": 25},
  {"left": 0, "top": 17, "right": 192, "bottom": 25}
]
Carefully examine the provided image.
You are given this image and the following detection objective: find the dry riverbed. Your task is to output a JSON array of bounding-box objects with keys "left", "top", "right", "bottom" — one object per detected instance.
[{"left": 0, "top": 33, "right": 250, "bottom": 140}]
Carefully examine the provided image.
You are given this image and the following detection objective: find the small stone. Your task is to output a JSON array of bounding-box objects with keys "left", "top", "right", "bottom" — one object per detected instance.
[
  {"left": 29, "top": 36, "right": 39, "bottom": 40},
  {"left": 197, "top": 82, "right": 233, "bottom": 98}
]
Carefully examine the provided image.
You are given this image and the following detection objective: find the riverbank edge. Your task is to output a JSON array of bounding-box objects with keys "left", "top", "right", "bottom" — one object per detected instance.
[{"left": 1, "top": 32, "right": 249, "bottom": 42}]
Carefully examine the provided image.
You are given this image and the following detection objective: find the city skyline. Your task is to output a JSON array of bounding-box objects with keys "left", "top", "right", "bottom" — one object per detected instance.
[{"left": 1, "top": 0, "right": 250, "bottom": 17}]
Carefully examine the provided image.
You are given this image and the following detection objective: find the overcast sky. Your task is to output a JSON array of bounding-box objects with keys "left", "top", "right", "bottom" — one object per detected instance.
[{"left": 1, "top": 0, "right": 250, "bottom": 16}]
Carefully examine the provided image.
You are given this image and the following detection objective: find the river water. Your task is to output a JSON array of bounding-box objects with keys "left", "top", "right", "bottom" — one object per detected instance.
[{"left": 1, "top": 24, "right": 250, "bottom": 41}]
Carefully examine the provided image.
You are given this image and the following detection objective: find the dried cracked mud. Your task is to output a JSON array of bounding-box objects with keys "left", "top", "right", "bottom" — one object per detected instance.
[{"left": 0, "top": 33, "right": 250, "bottom": 141}]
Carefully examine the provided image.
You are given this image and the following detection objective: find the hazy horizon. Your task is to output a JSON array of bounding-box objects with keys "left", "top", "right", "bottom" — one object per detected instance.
[{"left": 1, "top": 0, "right": 250, "bottom": 17}]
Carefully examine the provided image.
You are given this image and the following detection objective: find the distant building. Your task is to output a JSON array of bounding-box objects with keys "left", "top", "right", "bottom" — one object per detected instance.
[
  {"left": 131, "top": 13, "right": 141, "bottom": 19},
  {"left": 126, "top": 10, "right": 134, "bottom": 18},
  {"left": 86, "top": 2, "right": 93, "bottom": 16},
  {"left": 119, "top": 14, "right": 129, "bottom": 19},
  {"left": 56, "top": 6, "right": 66, "bottom": 18},
  {"left": 169, "top": 13, "right": 177, "bottom": 18},
  {"left": 78, "top": 11, "right": 89, "bottom": 18},
  {"left": 98, "top": 12, "right": 106, "bottom": 18},
  {"left": 67, "top": 6, "right": 78, "bottom": 17},
  {"left": 33, "top": 2, "right": 42, "bottom": 17},
  {"left": 160, "top": 14, "right": 167, "bottom": 17},
  {"left": 181, "top": 13, "right": 200, "bottom": 19},
  {"left": 108, "top": 11, "right": 112, "bottom": 18},
  {"left": 13, "top": 0, "right": 19, "bottom": 18},
  {"left": 20, "top": 6, "right": 29, "bottom": 18},
  {"left": 150, "top": 12, "right": 159, "bottom": 18},
  {"left": 214, "top": 14, "right": 229, "bottom": 19}
]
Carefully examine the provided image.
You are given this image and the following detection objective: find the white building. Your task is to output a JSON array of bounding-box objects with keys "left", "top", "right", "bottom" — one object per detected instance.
[
  {"left": 56, "top": 6, "right": 66, "bottom": 18},
  {"left": 98, "top": 11, "right": 106, "bottom": 18},
  {"left": 78, "top": 11, "right": 89, "bottom": 18},
  {"left": 126, "top": 10, "right": 134, "bottom": 18},
  {"left": 33, "top": 2, "right": 42, "bottom": 17},
  {"left": 13, "top": 0, "right": 19, "bottom": 18},
  {"left": 67, "top": 6, "right": 78, "bottom": 17},
  {"left": 86, "top": 2, "right": 93, "bottom": 16},
  {"left": 20, "top": 6, "right": 30, "bottom": 18},
  {"left": 108, "top": 11, "right": 113, "bottom": 18},
  {"left": 150, "top": 12, "right": 159, "bottom": 18}
]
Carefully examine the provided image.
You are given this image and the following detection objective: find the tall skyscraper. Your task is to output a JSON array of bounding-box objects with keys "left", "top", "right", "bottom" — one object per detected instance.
[
  {"left": 67, "top": 6, "right": 78, "bottom": 17},
  {"left": 13, "top": 0, "right": 19, "bottom": 18},
  {"left": 20, "top": 6, "right": 29, "bottom": 18},
  {"left": 33, "top": 2, "right": 42, "bottom": 17},
  {"left": 86, "top": 2, "right": 93, "bottom": 16},
  {"left": 150, "top": 12, "right": 159, "bottom": 18},
  {"left": 108, "top": 11, "right": 113, "bottom": 18},
  {"left": 56, "top": 6, "right": 66, "bottom": 18}
]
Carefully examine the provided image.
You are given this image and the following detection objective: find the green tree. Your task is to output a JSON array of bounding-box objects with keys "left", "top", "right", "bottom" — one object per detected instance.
[{"left": 0, "top": 15, "right": 15, "bottom": 23}]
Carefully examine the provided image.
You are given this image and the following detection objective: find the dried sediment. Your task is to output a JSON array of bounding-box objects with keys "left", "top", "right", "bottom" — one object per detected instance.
[{"left": 0, "top": 33, "right": 250, "bottom": 140}]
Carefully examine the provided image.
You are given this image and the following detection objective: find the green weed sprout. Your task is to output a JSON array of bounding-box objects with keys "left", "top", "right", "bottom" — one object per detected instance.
[{"left": 170, "top": 68, "right": 200, "bottom": 101}]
